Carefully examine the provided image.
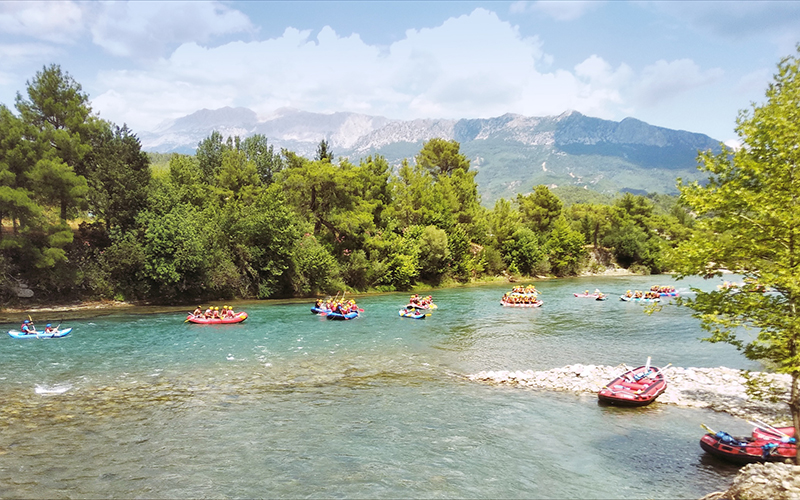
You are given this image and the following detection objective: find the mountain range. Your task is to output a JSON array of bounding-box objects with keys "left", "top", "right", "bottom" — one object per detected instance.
[{"left": 139, "top": 107, "right": 721, "bottom": 204}]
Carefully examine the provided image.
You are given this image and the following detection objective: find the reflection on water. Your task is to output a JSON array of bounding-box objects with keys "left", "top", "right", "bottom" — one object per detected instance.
[{"left": 0, "top": 275, "right": 761, "bottom": 498}]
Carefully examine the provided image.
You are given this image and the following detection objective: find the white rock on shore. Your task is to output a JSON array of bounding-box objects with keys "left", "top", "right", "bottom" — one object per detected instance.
[
  {"left": 466, "top": 364, "right": 792, "bottom": 424},
  {"left": 700, "top": 462, "right": 800, "bottom": 500}
]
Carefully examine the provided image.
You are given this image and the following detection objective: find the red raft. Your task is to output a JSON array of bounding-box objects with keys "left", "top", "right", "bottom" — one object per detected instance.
[
  {"left": 597, "top": 361, "right": 667, "bottom": 407},
  {"left": 700, "top": 424, "right": 797, "bottom": 464},
  {"left": 186, "top": 312, "right": 248, "bottom": 324}
]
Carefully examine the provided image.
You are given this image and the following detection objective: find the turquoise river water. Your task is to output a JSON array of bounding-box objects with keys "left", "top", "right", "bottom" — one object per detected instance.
[{"left": 1, "top": 275, "right": 765, "bottom": 498}]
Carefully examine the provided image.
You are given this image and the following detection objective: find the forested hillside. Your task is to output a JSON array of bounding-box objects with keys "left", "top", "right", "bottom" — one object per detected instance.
[
  {"left": 1, "top": 65, "right": 701, "bottom": 305},
  {"left": 141, "top": 107, "right": 721, "bottom": 205}
]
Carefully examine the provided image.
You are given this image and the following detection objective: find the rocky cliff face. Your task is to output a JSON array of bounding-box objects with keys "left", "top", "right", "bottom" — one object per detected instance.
[{"left": 139, "top": 107, "right": 720, "bottom": 202}]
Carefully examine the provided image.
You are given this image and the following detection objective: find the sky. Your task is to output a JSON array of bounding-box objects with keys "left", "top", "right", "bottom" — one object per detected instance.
[{"left": 1, "top": 1, "right": 799, "bottom": 145}]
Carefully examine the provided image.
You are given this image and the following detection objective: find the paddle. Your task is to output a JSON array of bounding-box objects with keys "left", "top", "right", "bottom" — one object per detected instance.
[
  {"left": 750, "top": 419, "right": 792, "bottom": 440},
  {"left": 701, "top": 423, "right": 717, "bottom": 435}
]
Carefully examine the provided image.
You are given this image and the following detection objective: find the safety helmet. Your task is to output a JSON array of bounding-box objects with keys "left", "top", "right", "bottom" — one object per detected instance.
[
  {"left": 47, "top": 324, "right": 52, "bottom": 327},
  {"left": 23, "top": 320, "right": 29, "bottom": 324}
]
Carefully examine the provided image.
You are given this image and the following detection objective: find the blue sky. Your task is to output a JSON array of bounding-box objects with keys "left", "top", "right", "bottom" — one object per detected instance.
[{"left": 1, "top": 1, "right": 799, "bottom": 145}]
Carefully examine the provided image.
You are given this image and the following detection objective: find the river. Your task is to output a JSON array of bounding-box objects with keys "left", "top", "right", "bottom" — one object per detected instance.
[{"left": 0, "top": 275, "right": 763, "bottom": 498}]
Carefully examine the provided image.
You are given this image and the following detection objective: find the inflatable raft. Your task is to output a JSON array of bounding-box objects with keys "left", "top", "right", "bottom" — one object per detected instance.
[
  {"left": 399, "top": 308, "right": 428, "bottom": 319},
  {"left": 326, "top": 311, "right": 359, "bottom": 320},
  {"left": 501, "top": 299, "right": 543, "bottom": 308},
  {"left": 700, "top": 425, "right": 796, "bottom": 464},
  {"left": 619, "top": 295, "right": 660, "bottom": 303},
  {"left": 186, "top": 312, "right": 248, "bottom": 324},
  {"left": 597, "top": 361, "right": 667, "bottom": 407}
]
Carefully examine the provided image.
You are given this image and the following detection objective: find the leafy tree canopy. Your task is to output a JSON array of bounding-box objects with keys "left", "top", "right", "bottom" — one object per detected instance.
[{"left": 673, "top": 46, "right": 800, "bottom": 459}]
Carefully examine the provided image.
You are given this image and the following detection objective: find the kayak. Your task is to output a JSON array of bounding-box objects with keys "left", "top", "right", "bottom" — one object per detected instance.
[
  {"left": 8, "top": 328, "right": 73, "bottom": 339},
  {"left": 574, "top": 293, "right": 601, "bottom": 298},
  {"left": 326, "top": 311, "right": 359, "bottom": 320},
  {"left": 186, "top": 312, "right": 248, "bottom": 324},
  {"left": 597, "top": 362, "right": 667, "bottom": 407},
  {"left": 399, "top": 309, "right": 428, "bottom": 319},
  {"left": 596, "top": 295, "right": 608, "bottom": 301}
]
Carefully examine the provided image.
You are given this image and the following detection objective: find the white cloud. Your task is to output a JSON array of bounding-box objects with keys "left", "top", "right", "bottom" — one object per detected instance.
[
  {"left": 95, "top": 8, "right": 604, "bottom": 131},
  {"left": 0, "top": 1, "right": 84, "bottom": 43},
  {"left": 90, "top": 6, "right": 728, "bottom": 135},
  {"left": 634, "top": 59, "right": 723, "bottom": 107},
  {"left": 87, "top": 1, "right": 254, "bottom": 59}
]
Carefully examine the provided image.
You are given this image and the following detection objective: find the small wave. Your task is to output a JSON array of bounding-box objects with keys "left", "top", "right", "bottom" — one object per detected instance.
[{"left": 35, "top": 384, "right": 72, "bottom": 395}]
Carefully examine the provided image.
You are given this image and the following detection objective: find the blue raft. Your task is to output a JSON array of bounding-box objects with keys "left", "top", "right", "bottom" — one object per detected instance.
[{"left": 325, "top": 311, "right": 359, "bottom": 320}]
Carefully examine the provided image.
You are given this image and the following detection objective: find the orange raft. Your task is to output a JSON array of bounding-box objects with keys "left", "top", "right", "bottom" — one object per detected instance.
[{"left": 186, "top": 312, "right": 248, "bottom": 324}]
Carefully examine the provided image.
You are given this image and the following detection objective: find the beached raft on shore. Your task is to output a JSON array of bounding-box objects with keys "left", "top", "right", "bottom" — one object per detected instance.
[
  {"left": 700, "top": 424, "right": 796, "bottom": 464},
  {"left": 597, "top": 362, "right": 667, "bottom": 407}
]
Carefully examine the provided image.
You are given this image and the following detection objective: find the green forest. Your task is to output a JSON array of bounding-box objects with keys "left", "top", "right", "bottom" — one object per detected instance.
[{"left": 0, "top": 65, "right": 701, "bottom": 306}]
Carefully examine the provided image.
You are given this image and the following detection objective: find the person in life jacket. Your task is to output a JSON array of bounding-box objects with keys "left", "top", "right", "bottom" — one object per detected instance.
[
  {"left": 45, "top": 323, "right": 54, "bottom": 334},
  {"left": 21, "top": 319, "right": 34, "bottom": 334}
]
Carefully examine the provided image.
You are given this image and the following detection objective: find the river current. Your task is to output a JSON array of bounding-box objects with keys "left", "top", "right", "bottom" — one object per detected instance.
[{"left": 1, "top": 275, "right": 763, "bottom": 498}]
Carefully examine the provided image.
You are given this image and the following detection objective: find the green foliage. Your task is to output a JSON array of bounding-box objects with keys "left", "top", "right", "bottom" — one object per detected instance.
[
  {"left": 291, "top": 233, "right": 340, "bottom": 296},
  {"left": 244, "top": 134, "right": 283, "bottom": 185},
  {"left": 518, "top": 185, "right": 563, "bottom": 233},
  {"left": 138, "top": 202, "right": 211, "bottom": 299},
  {"left": 220, "top": 185, "right": 298, "bottom": 298},
  {"left": 415, "top": 138, "right": 470, "bottom": 178},
  {"left": 196, "top": 131, "right": 226, "bottom": 178},
  {"left": 673, "top": 46, "right": 800, "bottom": 456},
  {"left": 568, "top": 203, "right": 613, "bottom": 248},
  {"left": 418, "top": 225, "right": 450, "bottom": 282},
  {"left": 88, "top": 124, "right": 151, "bottom": 232},
  {"left": 487, "top": 198, "right": 521, "bottom": 249},
  {"left": 546, "top": 216, "right": 586, "bottom": 276},
  {"left": 503, "top": 227, "right": 547, "bottom": 277}
]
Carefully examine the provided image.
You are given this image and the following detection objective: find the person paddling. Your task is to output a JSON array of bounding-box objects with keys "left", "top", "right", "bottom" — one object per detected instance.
[{"left": 21, "top": 319, "right": 35, "bottom": 335}]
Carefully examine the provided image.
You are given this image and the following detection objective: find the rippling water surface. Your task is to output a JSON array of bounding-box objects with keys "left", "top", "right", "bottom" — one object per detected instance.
[{"left": 1, "top": 276, "right": 761, "bottom": 498}]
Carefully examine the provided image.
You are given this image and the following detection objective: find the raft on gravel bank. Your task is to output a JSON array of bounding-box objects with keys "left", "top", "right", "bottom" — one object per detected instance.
[{"left": 467, "top": 364, "right": 791, "bottom": 424}]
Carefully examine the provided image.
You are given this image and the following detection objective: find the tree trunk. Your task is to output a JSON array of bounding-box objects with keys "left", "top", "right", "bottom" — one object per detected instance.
[{"left": 792, "top": 372, "right": 800, "bottom": 464}]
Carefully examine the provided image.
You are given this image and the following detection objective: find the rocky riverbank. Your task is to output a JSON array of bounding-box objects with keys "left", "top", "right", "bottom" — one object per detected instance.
[
  {"left": 467, "top": 364, "right": 792, "bottom": 424},
  {"left": 700, "top": 462, "right": 800, "bottom": 500}
]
